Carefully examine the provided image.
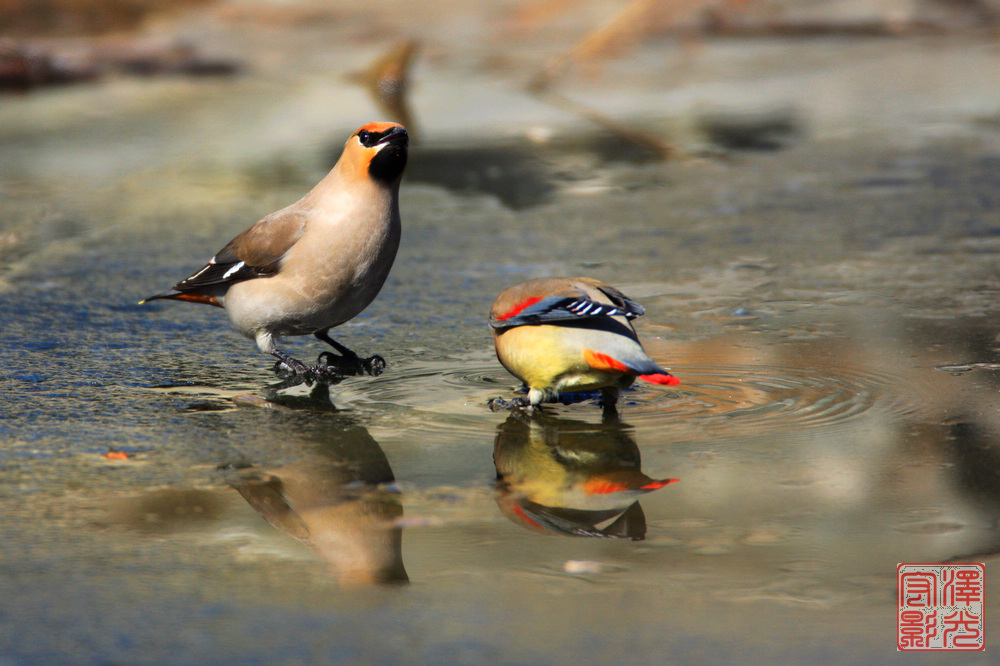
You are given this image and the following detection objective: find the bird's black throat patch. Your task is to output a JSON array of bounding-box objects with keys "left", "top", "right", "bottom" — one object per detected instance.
[{"left": 369, "top": 144, "right": 408, "bottom": 183}]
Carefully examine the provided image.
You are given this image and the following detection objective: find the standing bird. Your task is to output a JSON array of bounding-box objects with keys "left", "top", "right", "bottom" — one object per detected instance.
[
  {"left": 140, "top": 122, "right": 408, "bottom": 380},
  {"left": 489, "top": 277, "right": 679, "bottom": 414}
]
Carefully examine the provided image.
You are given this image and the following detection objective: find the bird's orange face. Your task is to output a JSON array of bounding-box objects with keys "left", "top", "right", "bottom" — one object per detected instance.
[{"left": 345, "top": 122, "right": 408, "bottom": 184}]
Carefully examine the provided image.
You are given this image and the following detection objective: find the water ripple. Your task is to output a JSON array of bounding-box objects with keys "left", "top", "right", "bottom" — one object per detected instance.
[
  {"left": 341, "top": 358, "right": 931, "bottom": 435},
  {"left": 627, "top": 364, "right": 931, "bottom": 431},
  {"left": 344, "top": 358, "right": 511, "bottom": 412}
]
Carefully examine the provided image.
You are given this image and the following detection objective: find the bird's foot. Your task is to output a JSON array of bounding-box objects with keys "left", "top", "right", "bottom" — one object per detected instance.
[
  {"left": 271, "top": 359, "right": 354, "bottom": 386},
  {"left": 316, "top": 351, "right": 386, "bottom": 377},
  {"left": 598, "top": 388, "right": 621, "bottom": 419},
  {"left": 362, "top": 354, "right": 386, "bottom": 376},
  {"left": 488, "top": 396, "right": 532, "bottom": 412},
  {"left": 272, "top": 356, "right": 312, "bottom": 381},
  {"left": 306, "top": 364, "right": 347, "bottom": 384},
  {"left": 267, "top": 371, "right": 311, "bottom": 391},
  {"left": 270, "top": 350, "right": 341, "bottom": 386},
  {"left": 600, "top": 401, "right": 620, "bottom": 420}
]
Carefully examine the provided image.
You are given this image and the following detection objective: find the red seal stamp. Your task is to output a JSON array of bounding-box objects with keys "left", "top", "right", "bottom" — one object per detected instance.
[{"left": 898, "top": 563, "right": 984, "bottom": 651}]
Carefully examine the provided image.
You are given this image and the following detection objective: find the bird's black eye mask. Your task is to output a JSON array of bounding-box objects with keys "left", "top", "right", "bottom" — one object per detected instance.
[
  {"left": 357, "top": 127, "right": 406, "bottom": 148},
  {"left": 362, "top": 127, "right": 409, "bottom": 183}
]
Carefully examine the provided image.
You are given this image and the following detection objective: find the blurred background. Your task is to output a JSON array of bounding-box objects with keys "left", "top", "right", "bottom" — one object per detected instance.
[{"left": 3, "top": 1, "right": 1000, "bottom": 663}]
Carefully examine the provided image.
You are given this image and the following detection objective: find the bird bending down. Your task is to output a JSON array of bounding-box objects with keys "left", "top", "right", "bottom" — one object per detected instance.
[
  {"left": 489, "top": 277, "right": 679, "bottom": 415},
  {"left": 140, "top": 122, "right": 408, "bottom": 381}
]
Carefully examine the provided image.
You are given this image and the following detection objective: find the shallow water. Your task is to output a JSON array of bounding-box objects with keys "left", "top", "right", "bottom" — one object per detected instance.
[{"left": 4, "top": 5, "right": 1000, "bottom": 663}]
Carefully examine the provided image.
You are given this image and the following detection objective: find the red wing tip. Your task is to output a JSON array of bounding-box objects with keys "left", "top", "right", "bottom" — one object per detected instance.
[
  {"left": 495, "top": 296, "right": 544, "bottom": 322},
  {"left": 641, "top": 478, "right": 678, "bottom": 490},
  {"left": 639, "top": 373, "right": 680, "bottom": 386}
]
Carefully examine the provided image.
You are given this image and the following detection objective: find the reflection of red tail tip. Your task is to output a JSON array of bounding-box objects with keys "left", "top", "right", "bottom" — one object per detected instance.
[
  {"left": 641, "top": 478, "right": 678, "bottom": 490},
  {"left": 639, "top": 373, "right": 680, "bottom": 386}
]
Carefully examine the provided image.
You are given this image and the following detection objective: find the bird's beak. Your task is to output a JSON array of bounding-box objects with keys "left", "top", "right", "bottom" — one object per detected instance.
[{"left": 376, "top": 126, "right": 408, "bottom": 147}]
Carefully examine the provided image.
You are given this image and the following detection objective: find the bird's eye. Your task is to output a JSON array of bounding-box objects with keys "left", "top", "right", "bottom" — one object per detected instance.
[{"left": 357, "top": 130, "right": 371, "bottom": 144}]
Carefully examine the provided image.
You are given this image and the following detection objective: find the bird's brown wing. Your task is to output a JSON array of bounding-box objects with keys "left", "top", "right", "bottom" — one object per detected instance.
[
  {"left": 139, "top": 209, "right": 307, "bottom": 306},
  {"left": 169, "top": 209, "right": 307, "bottom": 292}
]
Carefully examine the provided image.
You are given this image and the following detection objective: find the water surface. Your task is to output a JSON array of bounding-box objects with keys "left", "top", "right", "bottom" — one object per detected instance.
[{"left": 3, "top": 6, "right": 1000, "bottom": 663}]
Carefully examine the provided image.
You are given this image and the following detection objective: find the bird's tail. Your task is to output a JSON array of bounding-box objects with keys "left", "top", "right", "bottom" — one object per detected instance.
[
  {"left": 637, "top": 370, "right": 679, "bottom": 386},
  {"left": 583, "top": 349, "right": 680, "bottom": 386},
  {"left": 138, "top": 290, "right": 222, "bottom": 307}
]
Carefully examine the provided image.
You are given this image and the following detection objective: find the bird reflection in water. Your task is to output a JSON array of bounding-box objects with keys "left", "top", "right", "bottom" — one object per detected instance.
[
  {"left": 493, "top": 411, "right": 676, "bottom": 540},
  {"left": 220, "top": 411, "right": 407, "bottom": 586}
]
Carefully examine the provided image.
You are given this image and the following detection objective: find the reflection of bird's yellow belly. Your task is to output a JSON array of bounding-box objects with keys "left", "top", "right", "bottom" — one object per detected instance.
[{"left": 495, "top": 325, "right": 630, "bottom": 395}]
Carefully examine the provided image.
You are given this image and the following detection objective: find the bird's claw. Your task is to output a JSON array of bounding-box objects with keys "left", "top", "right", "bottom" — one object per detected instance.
[
  {"left": 315, "top": 351, "right": 386, "bottom": 377},
  {"left": 271, "top": 358, "right": 335, "bottom": 386},
  {"left": 273, "top": 358, "right": 311, "bottom": 381},
  {"left": 488, "top": 396, "right": 531, "bottom": 412},
  {"left": 271, "top": 348, "right": 384, "bottom": 385},
  {"left": 307, "top": 364, "right": 346, "bottom": 383},
  {"left": 362, "top": 354, "right": 386, "bottom": 376},
  {"left": 316, "top": 351, "right": 361, "bottom": 376},
  {"left": 487, "top": 397, "right": 509, "bottom": 411}
]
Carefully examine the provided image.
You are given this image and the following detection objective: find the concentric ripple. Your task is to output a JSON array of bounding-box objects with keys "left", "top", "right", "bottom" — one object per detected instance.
[
  {"left": 336, "top": 356, "right": 935, "bottom": 436},
  {"left": 335, "top": 357, "right": 512, "bottom": 417},
  {"left": 625, "top": 364, "right": 934, "bottom": 431}
]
